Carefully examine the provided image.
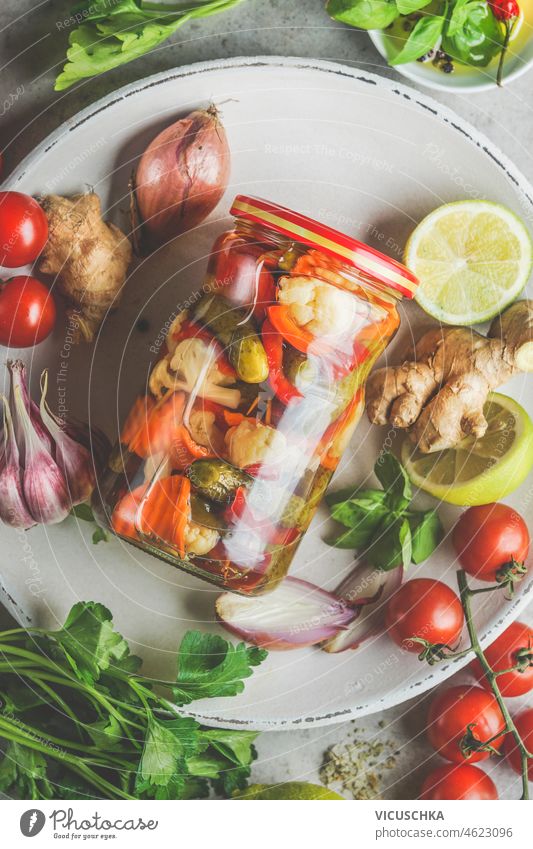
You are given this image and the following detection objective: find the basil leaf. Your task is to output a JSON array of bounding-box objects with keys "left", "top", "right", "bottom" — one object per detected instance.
[
  {"left": 396, "top": 0, "right": 432, "bottom": 14},
  {"left": 447, "top": 0, "right": 473, "bottom": 35},
  {"left": 374, "top": 452, "right": 412, "bottom": 503},
  {"left": 390, "top": 14, "right": 444, "bottom": 64},
  {"left": 70, "top": 503, "right": 95, "bottom": 522},
  {"left": 442, "top": 2, "right": 503, "bottom": 66},
  {"left": 329, "top": 489, "right": 388, "bottom": 526},
  {"left": 366, "top": 516, "right": 412, "bottom": 571},
  {"left": 409, "top": 510, "right": 444, "bottom": 564},
  {"left": 327, "top": 0, "right": 400, "bottom": 30}
]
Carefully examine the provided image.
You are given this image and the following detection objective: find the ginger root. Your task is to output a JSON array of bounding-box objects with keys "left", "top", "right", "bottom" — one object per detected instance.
[
  {"left": 39, "top": 193, "right": 132, "bottom": 343},
  {"left": 366, "top": 299, "right": 533, "bottom": 453}
]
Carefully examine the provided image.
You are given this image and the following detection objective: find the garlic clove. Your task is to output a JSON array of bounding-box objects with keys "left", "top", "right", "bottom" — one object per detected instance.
[
  {"left": 38, "top": 371, "right": 96, "bottom": 507},
  {"left": 0, "top": 395, "right": 36, "bottom": 529},
  {"left": 13, "top": 383, "right": 70, "bottom": 525},
  {"left": 8, "top": 360, "right": 54, "bottom": 457}
]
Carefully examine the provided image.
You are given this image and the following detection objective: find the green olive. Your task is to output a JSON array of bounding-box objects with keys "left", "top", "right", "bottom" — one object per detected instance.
[
  {"left": 187, "top": 458, "right": 252, "bottom": 503},
  {"left": 193, "top": 294, "right": 268, "bottom": 384}
]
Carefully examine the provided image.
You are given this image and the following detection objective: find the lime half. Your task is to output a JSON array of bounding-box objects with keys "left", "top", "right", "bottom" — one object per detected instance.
[
  {"left": 236, "top": 782, "right": 343, "bottom": 800},
  {"left": 402, "top": 393, "right": 533, "bottom": 505},
  {"left": 405, "top": 201, "right": 532, "bottom": 325}
]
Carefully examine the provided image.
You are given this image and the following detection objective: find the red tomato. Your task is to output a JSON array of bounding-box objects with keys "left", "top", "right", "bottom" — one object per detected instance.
[
  {"left": 0, "top": 276, "right": 56, "bottom": 347},
  {"left": 208, "top": 234, "right": 275, "bottom": 320},
  {"left": 420, "top": 763, "right": 498, "bottom": 800},
  {"left": 427, "top": 685, "right": 506, "bottom": 763},
  {"left": 452, "top": 503, "right": 530, "bottom": 582},
  {"left": 505, "top": 708, "right": 533, "bottom": 779},
  {"left": 385, "top": 578, "right": 464, "bottom": 652},
  {"left": 0, "top": 192, "right": 48, "bottom": 268},
  {"left": 471, "top": 621, "right": 533, "bottom": 697}
]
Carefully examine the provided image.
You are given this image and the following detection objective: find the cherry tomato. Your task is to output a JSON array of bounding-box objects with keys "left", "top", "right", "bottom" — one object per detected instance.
[
  {"left": 505, "top": 708, "right": 533, "bottom": 780},
  {"left": 471, "top": 621, "right": 533, "bottom": 697},
  {"left": 385, "top": 578, "right": 464, "bottom": 652},
  {"left": 427, "top": 685, "right": 506, "bottom": 764},
  {"left": 420, "top": 763, "right": 498, "bottom": 800},
  {"left": 0, "top": 276, "right": 56, "bottom": 347},
  {"left": 0, "top": 192, "right": 48, "bottom": 268},
  {"left": 452, "top": 503, "right": 530, "bottom": 582}
]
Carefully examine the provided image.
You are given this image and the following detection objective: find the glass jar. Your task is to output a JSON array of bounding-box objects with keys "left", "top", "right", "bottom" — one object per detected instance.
[{"left": 94, "top": 196, "right": 419, "bottom": 595}]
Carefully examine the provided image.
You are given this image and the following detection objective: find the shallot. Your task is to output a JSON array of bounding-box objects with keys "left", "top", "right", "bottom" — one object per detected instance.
[
  {"left": 216, "top": 577, "right": 356, "bottom": 650},
  {"left": 322, "top": 562, "right": 404, "bottom": 653},
  {"left": 133, "top": 106, "right": 230, "bottom": 250}
]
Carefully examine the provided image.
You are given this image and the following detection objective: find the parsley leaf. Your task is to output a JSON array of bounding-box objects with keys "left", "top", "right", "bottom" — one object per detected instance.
[{"left": 172, "top": 631, "right": 267, "bottom": 705}]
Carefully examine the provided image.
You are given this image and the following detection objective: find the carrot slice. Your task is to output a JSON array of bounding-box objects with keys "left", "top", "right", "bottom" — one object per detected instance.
[
  {"left": 223, "top": 410, "right": 247, "bottom": 428},
  {"left": 120, "top": 396, "right": 156, "bottom": 457},
  {"left": 112, "top": 475, "right": 192, "bottom": 558}
]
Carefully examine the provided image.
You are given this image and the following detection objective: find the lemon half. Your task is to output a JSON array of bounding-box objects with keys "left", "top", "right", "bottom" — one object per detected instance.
[{"left": 402, "top": 393, "right": 533, "bottom": 505}]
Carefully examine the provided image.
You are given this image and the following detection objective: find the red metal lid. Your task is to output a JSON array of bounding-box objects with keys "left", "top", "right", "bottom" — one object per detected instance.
[{"left": 230, "top": 195, "right": 419, "bottom": 299}]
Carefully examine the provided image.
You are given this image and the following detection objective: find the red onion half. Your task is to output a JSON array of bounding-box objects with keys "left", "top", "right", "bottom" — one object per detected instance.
[
  {"left": 134, "top": 106, "right": 230, "bottom": 250},
  {"left": 216, "top": 577, "right": 357, "bottom": 651},
  {"left": 322, "top": 562, "right": 404, "bottom": 653}
]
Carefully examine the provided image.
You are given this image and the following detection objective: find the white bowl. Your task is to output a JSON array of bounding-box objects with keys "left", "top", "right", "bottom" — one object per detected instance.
[{"left": 369, "top": 24, "right": 533, "bottom": 92}]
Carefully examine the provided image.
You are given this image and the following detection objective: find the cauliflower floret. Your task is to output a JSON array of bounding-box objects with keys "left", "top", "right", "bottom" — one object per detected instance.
[
  {"left": 148, "top": 338, "right": 241, "bottom": 407},
  {"left": 188, "top": 409, "right": 224, "bottom": 455},
  {"left": 184, "top": 521, "right": 219, "bottom": 556},
  {"left": 225, "top": 419, "right": 286, "bottom": 469},
  {"left": 278, "top": 275, "right": 358, "bottom": 339}
]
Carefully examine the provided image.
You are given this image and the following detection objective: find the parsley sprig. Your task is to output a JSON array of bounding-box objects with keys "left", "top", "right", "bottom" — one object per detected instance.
[{"left": 0, "top": 602, "right": 266, "bottom": 800}]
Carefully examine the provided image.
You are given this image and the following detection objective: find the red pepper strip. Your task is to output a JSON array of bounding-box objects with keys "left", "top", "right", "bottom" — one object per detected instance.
[
  {"left": 267, "top": 305, "right": 317, "bottom": 355},
  {"left": 261, "top": 318, "right": 302, "bottom": 405},
  {"left": 267, "top": 305, "right": 357, "bottom": 377},
  {"left": 171, "top": 425, "right": 217, "bottom": 469},
  {"left": 174, "top": 319, "right": 236, "bottom": 378}
]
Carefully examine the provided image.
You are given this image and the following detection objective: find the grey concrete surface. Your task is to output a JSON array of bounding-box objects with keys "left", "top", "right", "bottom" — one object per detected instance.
[{"left": 0, "top": 0, "right": 532, "bottom": 801}]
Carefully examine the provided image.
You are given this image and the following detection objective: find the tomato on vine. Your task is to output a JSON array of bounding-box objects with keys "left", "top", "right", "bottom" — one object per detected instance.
[
  {"left": 505, "top": 709, "right": 533, "bottom": 780},
  {"left": 427, "top": 685, "right": 506, "bottom": 763},
  {"left": 471, "top": 621, "right": 533, "bottom": 697},
  {"left": 420, "top": 763, "right": 498, "bottom": 800}
]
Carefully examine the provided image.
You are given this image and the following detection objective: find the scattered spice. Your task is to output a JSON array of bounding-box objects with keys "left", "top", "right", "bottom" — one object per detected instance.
[{"left": 320, "top": 730, "right": 398, "bottom": 800}]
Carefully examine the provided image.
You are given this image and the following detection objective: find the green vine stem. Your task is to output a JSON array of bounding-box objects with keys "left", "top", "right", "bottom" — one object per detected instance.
[
  {"left": 457, "top": 569, "right": 532, "bottom": 800},
  {"left": 497, "top": 18, "right": 516, "bottom": 87}
]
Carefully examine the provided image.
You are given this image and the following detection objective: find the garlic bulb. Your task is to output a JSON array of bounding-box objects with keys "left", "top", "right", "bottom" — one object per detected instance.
[{"left": 0, "top": 361, "right": 108, "bottom": 529}]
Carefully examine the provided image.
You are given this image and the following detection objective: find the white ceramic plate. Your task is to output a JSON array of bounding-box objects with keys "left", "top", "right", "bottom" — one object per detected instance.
[
  {"left": 1, "top": 57, "right": 533, "bottom": 730},
  {"left": 369, "top": 23, "right": 533, "bottom": 92}
]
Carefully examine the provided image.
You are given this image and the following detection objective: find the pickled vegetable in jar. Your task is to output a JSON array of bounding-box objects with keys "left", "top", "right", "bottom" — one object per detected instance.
[{"left": 94, "top": 196, "right": 419, "bottom": 595}]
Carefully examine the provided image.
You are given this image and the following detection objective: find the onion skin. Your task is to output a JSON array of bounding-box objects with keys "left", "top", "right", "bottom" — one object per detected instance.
[
  {"left": 135, "top": 106, "right": 230, "bottom": 249},
  {"left": 322, "top": 563, "right": 403, "bottom": 653},
  {"left": 216, "top": 577, "right": 357, "bottom": 651}
]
